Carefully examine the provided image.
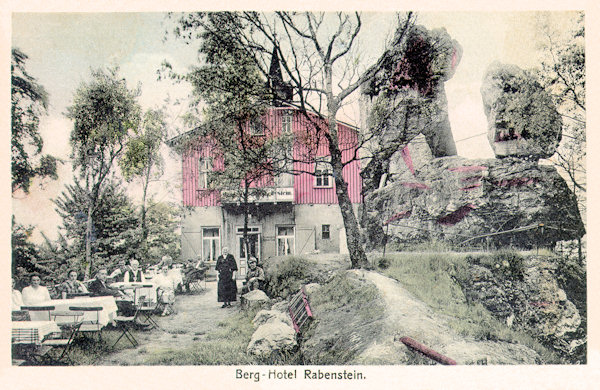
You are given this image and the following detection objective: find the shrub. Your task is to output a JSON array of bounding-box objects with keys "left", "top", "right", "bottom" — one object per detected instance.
[{"left": 263, "top": 256, "right": 314, "bottom": 299}]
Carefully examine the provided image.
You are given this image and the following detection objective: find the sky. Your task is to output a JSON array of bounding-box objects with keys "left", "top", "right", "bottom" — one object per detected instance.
[{"left": 9, "top": 10, "right": 581, "bottom": 242}]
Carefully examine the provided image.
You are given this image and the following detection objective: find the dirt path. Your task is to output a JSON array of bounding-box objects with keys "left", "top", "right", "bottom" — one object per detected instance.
[
  {"left": 98, "top": 280, "right": 239, "bottom": 365},
  {"left": 356, "top": 270, "right": 541, "bottom": 365}
]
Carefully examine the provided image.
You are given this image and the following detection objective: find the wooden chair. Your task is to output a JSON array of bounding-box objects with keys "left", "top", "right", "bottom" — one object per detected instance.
[
  {"left": 21, "top": 306, "right": 55, "bottom": 321},
  {"left": 69, "top": 306, "right": 103, "bottom": 341}
]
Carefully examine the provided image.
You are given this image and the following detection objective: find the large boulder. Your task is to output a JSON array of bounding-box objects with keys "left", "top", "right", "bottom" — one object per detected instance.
[
  {"left": 481, "top": 62, "right": 562, "bottom": 159},
  {"left": 253, "top": 309, "right": 293, "bottom": 328},
  {"left": 247, "top": 320, "right": 297, "bottom": 359},
  {"left": 240, "top": 289, "right": 270, "bottom": 311},
  {"left": 363, "top": 156, "right": 584, "bottom": 249},
  {"left": 359, "top": 24, "right": 462, "bottom": 194}
]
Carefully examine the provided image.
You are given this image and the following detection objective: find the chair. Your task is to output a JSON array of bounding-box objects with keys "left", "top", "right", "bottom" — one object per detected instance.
[
  {"left": 22, "top": 306, "right": 55, "bottom": 321},
  {"left": 69, "top": 306, "right": 103, "bottom": 341},
  {"left": 135, "top": 286, "right": 161, "bottom": 329},
  {"left": 111, "top": 306, "right": 140, "bottom": 349},
  {"left": 41, "top": 310, "right": 84, "bottom": 365}
]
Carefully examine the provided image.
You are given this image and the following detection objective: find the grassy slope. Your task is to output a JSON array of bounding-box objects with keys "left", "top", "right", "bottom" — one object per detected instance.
[{"left": 375, "top": 251, "right": 559, "bottom": 363}]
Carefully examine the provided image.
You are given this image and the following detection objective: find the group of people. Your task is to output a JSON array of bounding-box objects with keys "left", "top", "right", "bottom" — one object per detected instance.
[{"left": 215, "top": 247, "right": 265, "bottom": 308}]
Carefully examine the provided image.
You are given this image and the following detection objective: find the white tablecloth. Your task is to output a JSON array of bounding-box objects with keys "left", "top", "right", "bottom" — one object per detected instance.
[
  {"left": 110, "top": 282, "right": 158, "bottom": 305},
  {"left": 29, "top": 296, "right": 118, "bottom": 326},
  {"left": 12, "top": 321, "right": 61, "bottom": 344}
]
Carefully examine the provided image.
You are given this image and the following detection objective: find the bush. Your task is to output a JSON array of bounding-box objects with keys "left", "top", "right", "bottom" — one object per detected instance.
[
  {"left": 263, "top": 256, "right": 314, "bottom": 299},
  {"left": 376, "top": 257, "right": 390, "bottom": 270}
]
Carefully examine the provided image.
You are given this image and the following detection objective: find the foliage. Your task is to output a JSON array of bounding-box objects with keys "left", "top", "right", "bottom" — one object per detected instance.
[
  {"left": 53, "top": 178, "right": 181, "bottom": 274},
  {"left": 263, "top": 256, "right": 314, "bottom": 299},
  {"left": 65, "top": 67, "right": 141, "bottom": 278},
  {"left": 53, "top": 178, "right": 139, "bottom": 274},
  {"left": 11, "top": 47, "right": 58, "bottom": 194},
  {"left": 11, "top": 217, "right": 54, "bottom": 289},
  {"left": 535, "top": 13, "right": 585, "bottom": 210},
  {"left": 119, "top": 108, "right": 168, "bottom": 259}
]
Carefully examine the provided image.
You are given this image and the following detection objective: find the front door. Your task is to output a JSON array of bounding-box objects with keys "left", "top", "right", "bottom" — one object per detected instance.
[{"left": 236, "top": 226, "right": 261, "bottom": 277}]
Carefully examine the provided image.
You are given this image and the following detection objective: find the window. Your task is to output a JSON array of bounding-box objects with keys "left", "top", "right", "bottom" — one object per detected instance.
[
  {"left": 250, "top": 121, "right": 265, "bottom": 136},
  {"left": 202, "top": 227, "right": 220, "bottom": 262},
  {"left": 282, "top": 111, "right": 293, "bottom": 134},
  {"left": 277, "top": 226, "right": 295, "bottom": 256},
  {"left": 314, "top": 157, "right": 332, "bottom": 188},
  {"left": 322, "top": 224, "right": 330, "bottom": 240},
  {"left": 198, "top": 157, "right": 213, "bottom": 189}
]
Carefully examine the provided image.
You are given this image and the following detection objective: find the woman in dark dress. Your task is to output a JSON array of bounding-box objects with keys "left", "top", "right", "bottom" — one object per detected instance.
[{"left": 215, "top": 247, "right": 238, "bottom": 308}]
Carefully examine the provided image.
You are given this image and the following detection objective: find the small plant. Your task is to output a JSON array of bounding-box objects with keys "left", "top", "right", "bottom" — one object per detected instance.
[{"left": 377, "top": 257, "right": 390, "bottom": 270}]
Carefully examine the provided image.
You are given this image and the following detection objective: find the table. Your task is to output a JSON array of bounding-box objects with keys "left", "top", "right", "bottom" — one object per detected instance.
[
  {"left": 110, "top": 282, "right": 158, "bottom": 305},
  {"left": 29, "top": 296, "right": 118, "bottom": 326},
  {"left": 12, "top": 321, "right": 61, "bottom": 345}
]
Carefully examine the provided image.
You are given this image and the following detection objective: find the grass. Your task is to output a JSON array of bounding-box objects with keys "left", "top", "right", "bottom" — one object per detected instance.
[
  {"left": 374, "top": 251, "right": 560, "bottom": 363},
  {"left": 142, "top": 309, "right": 259, "bottom": 365}
]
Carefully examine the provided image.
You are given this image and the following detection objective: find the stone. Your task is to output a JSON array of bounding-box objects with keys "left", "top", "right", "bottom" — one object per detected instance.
[
  {"left": 359, "top": 24, "right": 462, "bottom": 194},
  {"left": 303, "top": 283, "right": 321, "bottom": 297},
  {"left": 362, "top": 156, "right": 584, "bottom": 249},
  {"left": 247, "top": 320, "right": 297, "bottom": 359},
  {"left": 481, "top": 62, "right": 562, "bottom": 159},
  {"left": 253, "top": 309, "right": 293, "bottom": 328},
  {"left": 240, "top": 289, "right": 270, "bottom": 311}
]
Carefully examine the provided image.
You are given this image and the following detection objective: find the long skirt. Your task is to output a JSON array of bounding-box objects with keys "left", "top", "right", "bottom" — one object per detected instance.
[{"left": 217, "top": 273, "right": 237, "bottom": 302}]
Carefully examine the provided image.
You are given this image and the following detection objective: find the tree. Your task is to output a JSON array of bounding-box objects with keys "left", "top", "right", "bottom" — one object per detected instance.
[
  {"left": 168, "top": 12, "right": 291, "bottom": 261},
  {"left": 11, "top": 48, "right": 58, "bottom": 194},
  {"left": 65, "top": 68, "right": 141, "bottom": 278},
  {"left": 120, "top": 108, "right": 168, "bottom": 259},
  {"left": 170, "top": 12, "right": 415, "bottom": 268},
  {"left": 535, "top": 12, "right": 585, "bottom": 262}
]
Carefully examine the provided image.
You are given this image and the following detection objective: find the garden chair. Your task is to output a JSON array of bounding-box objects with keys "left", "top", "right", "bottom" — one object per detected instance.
[
  {"left": 111, "top": 314, "right": 139, "bottom": 348},
  {"left": 69, "top": 306, "right": 103, "bottom": 341},
  {"left": 41, "top": 309, "right": 84, "bottom": 365},
  {"left": 135, "top": 291, "right": 161, "bottom": 329}
]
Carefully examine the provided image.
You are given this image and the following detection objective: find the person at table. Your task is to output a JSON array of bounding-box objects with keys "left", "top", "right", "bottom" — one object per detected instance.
[
  {"left": 108, "top": 260, "right": 128, "bottom": 282},
  {"left": 124, "top": 259, "right": 145, "bottom": 283},
  {"left": 59, "top": 269, "right": 89, "bottom": 299},
  {"left": 21, "top": 273, "right": 51, "bottom": 305},
  {"left": 245, "top": 257, "right": 265, "bottom": 292},
  {"left": 216, "top": 247, "right": 238, "bottom": 308},
  {"left": 12, "top": 278, "right": 24, "bottom": 310},
  {"left": 88, "top": 269, "right": 127, "bottom": 298},
  {"left": 153, "top": 266, "right": 176, "bottom": 316}
]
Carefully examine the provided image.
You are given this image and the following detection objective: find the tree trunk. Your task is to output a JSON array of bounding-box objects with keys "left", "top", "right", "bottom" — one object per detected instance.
[
  {"left": 84, "top": 202, "right": 93, "bottom": 279},
  {"left": 326, "top": 104, "right": 369, "bottom": 269}
]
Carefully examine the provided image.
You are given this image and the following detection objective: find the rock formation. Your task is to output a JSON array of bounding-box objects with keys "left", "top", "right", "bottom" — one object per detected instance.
[
  {"left": 363, "top": 156, "right": 585, "bottom": 249},
  {"left": 359, "top": 24, "right": 462, "bottom": 194},
  {"left": 481, "top": 62, "right": 562, "bottom": 159}
]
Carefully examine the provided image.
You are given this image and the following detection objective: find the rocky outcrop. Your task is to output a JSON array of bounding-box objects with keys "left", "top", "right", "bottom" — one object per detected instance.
[
  {"left": 452, "top": 254, "right": 585, "bottom": 362},
  {"left": 363, "top": 156, "right": 585, "bottom": 249},
  {"left": 481, "top": 62, "right": 562, "bottom": 159},
  {"left": 359, "top": 24, "right": 461, "bottom": 194}
]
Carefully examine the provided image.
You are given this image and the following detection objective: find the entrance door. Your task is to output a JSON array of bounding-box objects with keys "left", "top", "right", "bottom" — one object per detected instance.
[{"left": 236, "top": 226, "right": 261, "bottom": 277}]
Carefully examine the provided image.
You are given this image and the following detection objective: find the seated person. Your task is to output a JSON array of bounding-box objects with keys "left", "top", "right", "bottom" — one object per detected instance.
[
  {"left": 12, "top": 278, "right": 24, "bottom": 310},
  {"left": 88, "top": 269, "right": 127, "bottom": 298},
  {"left": 182, "top": 257, "right": 208, "bottom": 292},
  {"left": 60, "top": 269, "right": 89, "bottom": 299},
  {"left": 123, "top": 259, "right": 145, "bottom": 283},
  {"left": 152, "top": 266, "right": 176, "bottom": 316},
  {"left": 22, "top": 273, "right": 51, "bottom": 305},
  {"left": 108, "top": 260, "right": 128, "bottom": 282},
  {"left": 245, "top": 257, "right": 265, "bottom": 292}
]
